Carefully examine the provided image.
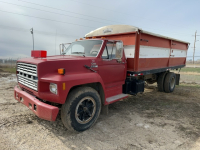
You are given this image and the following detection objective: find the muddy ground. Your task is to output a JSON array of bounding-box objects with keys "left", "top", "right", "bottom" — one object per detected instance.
[{"left": 0, "top": 72, "right": 200, "bottom": 150}]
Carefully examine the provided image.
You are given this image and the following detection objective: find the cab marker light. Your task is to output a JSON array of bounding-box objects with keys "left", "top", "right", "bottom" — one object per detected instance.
[{"left": 58, "top": 68, "right": 65, "bottom": 75}]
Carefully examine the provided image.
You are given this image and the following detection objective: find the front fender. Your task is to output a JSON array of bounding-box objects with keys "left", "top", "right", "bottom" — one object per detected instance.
[{"left": 40, "top": 72, "right": 105, "bottom": 104}]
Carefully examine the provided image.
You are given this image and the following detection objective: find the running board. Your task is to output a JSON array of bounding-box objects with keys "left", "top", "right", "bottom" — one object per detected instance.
[{"left": 106, "top": 94, "right": 129, "bottom": 103}]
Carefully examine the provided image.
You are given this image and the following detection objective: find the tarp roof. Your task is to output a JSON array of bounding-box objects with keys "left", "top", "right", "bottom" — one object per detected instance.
[{"left": 85, "top": 25, "right": 190, "bottom": 44}]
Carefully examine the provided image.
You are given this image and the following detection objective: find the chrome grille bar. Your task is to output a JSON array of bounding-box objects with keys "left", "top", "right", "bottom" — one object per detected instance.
[
  {"left": 17, "top": 62, "right": 38, "bottom": 91},
  {"left": 18, "top": 76, "right": 37, "bottom": 91},
  {"left": 17, "top": 63, "right": 37, "bottom": 76}
]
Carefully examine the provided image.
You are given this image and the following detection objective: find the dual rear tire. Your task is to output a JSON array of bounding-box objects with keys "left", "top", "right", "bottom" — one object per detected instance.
[{"left": 157, "top": 72, "right": 176, "bottom": 93}]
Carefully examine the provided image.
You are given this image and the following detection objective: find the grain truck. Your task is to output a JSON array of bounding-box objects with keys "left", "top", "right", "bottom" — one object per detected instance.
[{"left": 14, "top": 25, "right": 189, "bottom": 131}]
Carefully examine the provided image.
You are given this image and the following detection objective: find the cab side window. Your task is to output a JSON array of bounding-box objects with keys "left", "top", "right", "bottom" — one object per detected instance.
[{"left": 101, "top": 42, "right": 116, "bottom": 59}]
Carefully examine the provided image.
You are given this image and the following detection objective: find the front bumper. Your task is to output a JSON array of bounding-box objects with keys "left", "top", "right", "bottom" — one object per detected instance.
[{"left": 14, "top": 85, "right": 59, "bottom": 121}]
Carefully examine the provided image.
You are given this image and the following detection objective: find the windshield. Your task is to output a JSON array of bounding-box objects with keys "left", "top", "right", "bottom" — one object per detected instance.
[{"left": 62, "top": 40, "right": 103, "bottom": 57}]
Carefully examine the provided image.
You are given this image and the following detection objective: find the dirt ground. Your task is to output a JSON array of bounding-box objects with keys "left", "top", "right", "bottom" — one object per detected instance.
[{"left": 0, "top": 72, "right": 200, "bottom": 150}]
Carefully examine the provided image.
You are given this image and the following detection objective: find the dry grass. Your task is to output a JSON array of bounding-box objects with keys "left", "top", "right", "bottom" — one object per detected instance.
[{"left": 0, "top": 65, "right": 16, "bottom": 74}]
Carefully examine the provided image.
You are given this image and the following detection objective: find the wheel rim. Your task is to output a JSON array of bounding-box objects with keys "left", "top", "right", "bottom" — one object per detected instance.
[
  {"left": 75, "top": 96, "right": 96, "bottom": 124},
  {"left": 170, "top": 77, "right": 175, "bottom": 89}
]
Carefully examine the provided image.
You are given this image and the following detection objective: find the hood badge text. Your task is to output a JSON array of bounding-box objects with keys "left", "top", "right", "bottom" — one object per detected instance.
[{"left": 91, "top": 60, "right": 98, "bottom": 68}]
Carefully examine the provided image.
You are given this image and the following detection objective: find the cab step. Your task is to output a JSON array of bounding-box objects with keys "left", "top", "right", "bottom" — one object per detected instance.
[{"left": 106, "top": 94, "right": 128, "bottom": 104}]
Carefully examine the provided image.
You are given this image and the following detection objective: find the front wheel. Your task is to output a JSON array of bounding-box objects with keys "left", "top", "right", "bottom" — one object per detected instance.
[{"left": 61, "top": 87, "right": 101, "bottom": 132}]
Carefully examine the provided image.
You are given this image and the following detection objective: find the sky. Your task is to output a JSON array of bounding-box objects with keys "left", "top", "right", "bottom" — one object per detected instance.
[{"left": 0, "top": 0, "right": 200, "bottom": 60}]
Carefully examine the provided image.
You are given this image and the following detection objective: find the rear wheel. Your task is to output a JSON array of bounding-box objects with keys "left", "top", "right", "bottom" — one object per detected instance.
[
  {"left": 157, "top": 72, "right": 167, "bottom": 92},
  {"left": 61, "top": 87, "right": 101, "bottom": 132},
  {"left": 164, "top": 72, "right": 176, "bottom": 93}
]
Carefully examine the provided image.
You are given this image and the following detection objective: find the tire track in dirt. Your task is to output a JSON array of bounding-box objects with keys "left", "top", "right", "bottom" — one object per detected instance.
[
  {"left": 0, "top": 102, "right": 18, "bottom": 106},
  {"left": 0, "top": 114, "right": 37, "bottom": 128}
]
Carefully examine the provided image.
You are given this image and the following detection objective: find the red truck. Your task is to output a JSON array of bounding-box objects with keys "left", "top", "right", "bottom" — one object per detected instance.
[{"left": 14, "top": 25, "right": 189, "bottom": 132}]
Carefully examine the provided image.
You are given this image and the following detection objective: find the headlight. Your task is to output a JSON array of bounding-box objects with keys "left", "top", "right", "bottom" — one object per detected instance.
[{"left": 50, "top": 83, "right": 57, "bottom": 94}]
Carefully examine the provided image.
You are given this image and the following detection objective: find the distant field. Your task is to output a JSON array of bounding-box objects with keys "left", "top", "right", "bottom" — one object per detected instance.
[
  {"left": 181, "top": 67, "right": 200, "bottom": 73},
  {"left": 0, "top": 66, "right": 16, "bottom": 74}
]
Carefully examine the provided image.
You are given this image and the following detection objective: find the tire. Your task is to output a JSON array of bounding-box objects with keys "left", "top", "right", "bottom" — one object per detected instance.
[
  {"left": 164, "top": 72, "right": 176, "bottom": 93},
  {"left": 157, "top": 72, "right": 167, "bottom": 92},
  {"left": 61, "top": 87, "right": 101, "bottom": 132}
]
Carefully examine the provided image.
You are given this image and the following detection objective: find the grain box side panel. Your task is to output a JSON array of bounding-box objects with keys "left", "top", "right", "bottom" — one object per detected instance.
[
  {"left": 169, "top": 41, "right": 188, "bottom": 67},
  {"left": 137, "top": 33, "right": 187, "bottom": 71}
]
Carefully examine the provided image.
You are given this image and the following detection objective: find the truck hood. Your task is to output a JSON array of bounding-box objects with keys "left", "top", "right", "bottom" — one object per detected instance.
[
  {"left": 17, "top": 55, "right": 96, "bottom": 65},
  {"left": 17, "top": 55, "right": 98, "bottom": 78}
]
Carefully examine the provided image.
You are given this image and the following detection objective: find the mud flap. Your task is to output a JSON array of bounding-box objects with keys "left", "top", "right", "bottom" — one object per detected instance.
[{"left": 175, "top": 74, "right": 180, "bottom": 85}]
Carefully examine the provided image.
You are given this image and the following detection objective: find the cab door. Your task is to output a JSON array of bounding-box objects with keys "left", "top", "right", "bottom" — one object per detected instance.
[{"left": 98, "top": 41, "right": 126, "bottom": 97}]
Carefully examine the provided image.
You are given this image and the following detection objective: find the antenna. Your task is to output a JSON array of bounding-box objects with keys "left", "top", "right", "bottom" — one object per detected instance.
[
  {"left": 30, "top": 28, "right": 34, "bottom": 50},
  {"left": 55, "top": 30, "right": 57, "bottom": 55}
]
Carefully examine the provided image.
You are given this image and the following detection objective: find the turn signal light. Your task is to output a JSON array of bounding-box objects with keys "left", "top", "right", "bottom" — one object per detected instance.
[
  {"left": 92, "top": 37, "right": 96, "bottom": 39},
  {"left": 58, "top": 68, "right": 65, "bottom": 75}
]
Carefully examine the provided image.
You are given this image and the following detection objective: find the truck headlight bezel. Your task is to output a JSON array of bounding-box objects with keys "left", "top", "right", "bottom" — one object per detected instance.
[{"left": 49, "top": 83, "right": 57, "bottom": 95}]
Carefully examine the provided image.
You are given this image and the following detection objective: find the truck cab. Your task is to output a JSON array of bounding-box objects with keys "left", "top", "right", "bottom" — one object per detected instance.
[{"left": 14, "top": 38, "right": 129, "bottom": 132}]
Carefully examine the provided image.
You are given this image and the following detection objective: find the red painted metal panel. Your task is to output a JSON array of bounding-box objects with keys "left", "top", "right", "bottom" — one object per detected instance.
[
  {"left": 92, "top": 33, "right": 136, "bottom": 46},
  {"left": 127, "top": 58, "right": 134, "bottom": 71},
  {"left": 140, "top": 33, "right": 188, "bottom": 50},
  {"left": 140, "top": 33, "right": 171, "bottom": 49},
  {"left": 138, "top": 58, "right": 169, "bottom": 71},
  {"left": 171, "top": 41, "right": 188, "bottom": 50},
  {"left": 137, "top": 57, "right": 186, "bottom": 71},
  {"left": 168, "top": 57, "right": 186, "bottom": 67},
  {"left": 104, "top": 83, "right": 123, "bottom": 98}
]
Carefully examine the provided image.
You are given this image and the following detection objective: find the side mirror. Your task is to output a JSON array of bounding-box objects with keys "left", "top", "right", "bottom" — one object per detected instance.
[{"left": 115, "top": 41, "right": 123, "bottom": 59}]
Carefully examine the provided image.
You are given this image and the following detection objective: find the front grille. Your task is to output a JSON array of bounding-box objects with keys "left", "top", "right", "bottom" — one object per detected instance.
[
  {"left": 17, "top": 62, "right": 37, "bottom": 76},
  {"left": 17, "top": 62, "right": 38, "bottom": 91}
]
